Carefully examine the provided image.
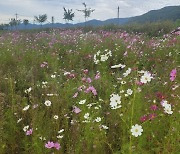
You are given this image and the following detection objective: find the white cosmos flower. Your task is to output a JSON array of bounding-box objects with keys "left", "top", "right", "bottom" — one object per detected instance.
[
  {"left": 54, "top": 115, "right": 59, "bottom": 120},
  {"left": 111, "top": 64, "right": 126, "bottom": 69},
  {"left": 110, "top": 94, "right": 122, "bottom": 109},
  {"left": 23, "top": 105, "right": 30, "bottom": 111},
  {"left": 79, "top": 99, "right": 86, "bottom": 104},
  {"left": 140, "top": 72, "right": 153, "bottom": 84},
  {"left": 100, "top": 54, "right": 108, "bottom": 62},
  {"left": 17, "top": 118, "right": 23, "bottom": 123},
  {"left": 57, "top": 135, "right": 64, "bottom": 139},
  {"left": 164, "top": 107, "right": 173, "bottom": 114},
  {"left": 131, "top": 124, "right": 143, "bottom": 137},
  {"left": 84, "top": 113, "right": 90, "bottom": 119},
  {"left": 94, "top": 117, "right": 102, "bottom": 122},
  {"left": 127, "top": 89, "right": 133, "bottom": 95},
  {"left": 44, "top": 100, "right": 52, "bottom": 106},
  {"left": 23, "top": 125, "right": 29, "bottom": 132},
  {"left": 51, "top": 75, "right": 56, "bottom": 78},
  {"left": 25, "top": 87, "right": 32, "bottom": 94},
  {"left": 58, "top": 129, "right": 64, "bottom": 133},
  {"left": 101, "top": 125, "right": 109, "bottom": 130},
  {"left": 123, "top": 68, "right": 131, "bottom": 77}
]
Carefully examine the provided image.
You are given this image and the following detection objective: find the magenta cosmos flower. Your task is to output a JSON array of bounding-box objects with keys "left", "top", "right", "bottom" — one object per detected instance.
[
  {"left": 45, "top": 141, "right": 54, "bottom": 149},
  {"left": 73, "top": 106, "right": 81, "bottom": 114},
  {"left": 54, "top": 142, "right": 61, "bottom": 150},
  {"left": 26, "top": 129, "right": 33, "bottom": 136},
  {"left": 170, "top": 69, "right": 177, "bottom": 81}
]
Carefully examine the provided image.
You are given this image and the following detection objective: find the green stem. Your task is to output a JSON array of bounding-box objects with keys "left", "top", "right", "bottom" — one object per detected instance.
[{"left": 129, "top": 78, "right": 137, "bottom": 154}]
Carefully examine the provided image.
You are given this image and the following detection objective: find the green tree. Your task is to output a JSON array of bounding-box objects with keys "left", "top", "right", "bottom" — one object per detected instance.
[
  {"left": 23, "top": 19, "right": 29, "bottom": 29},
  {"left": 63, "top": 7, "right": 75, "bottom": 23},
  {"left": 34, "top": 14, "right": 47, "bottom": 27},
  {"left": 9, "top": 18, "right": 20, "bottom": 30}
]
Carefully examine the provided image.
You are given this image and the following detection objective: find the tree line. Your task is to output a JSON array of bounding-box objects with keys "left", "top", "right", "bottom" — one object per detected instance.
[{"left": 0, "top": 3, "right": 95, "bottom": 30}]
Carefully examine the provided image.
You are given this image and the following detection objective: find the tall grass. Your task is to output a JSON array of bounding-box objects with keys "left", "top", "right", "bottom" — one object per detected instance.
[{"left": 0, "top": 27, "right": 179, "bottom": 153}]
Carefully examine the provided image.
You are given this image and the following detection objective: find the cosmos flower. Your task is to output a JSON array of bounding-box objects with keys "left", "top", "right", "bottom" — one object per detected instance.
[
  {"left": 23, "top": 105, "right": 30, "bottom": 111},
  {"left": 126, "top": 89, "right": 133, "bottom": 96},
  {"left": 131, "top": 124, "right": 143, "bottom": 137},
  {"left": 26, "top": 129, "right": 33, "bottom": 136},
  {"left": 54, "top": 142, "right": 61, "bottom": 150},
  {"left": 150, "top": 105, "right": 158, "bottom": 111},
  {"left": 110, "top": 94, "right": 122, "bottom": 109},
  {"left": 94, "top": 117, "right": 102, "bottom": 122},
  {"left": 140, "top": 72, "right": 153, "bottom": 84},
  {"left": 111, "top": 64, "right": 126, "bottom": 69},
  {"left": 53, "top": 115, "right": 59, "bottom": 120},
  {"left": 45, "top": 141, "right": 54, "bottom": 149},
  {"left": 170, "top": 69, "right": 177, "bottom": 81},
  {"left": 73, "top": 106, "right": 81, "bottom": 114},
  {"left": 79, "top": 99, "right": 86, "bottom": 104},
  {"left": 44, "top": 100, "right": 52, "bottom": 106}
]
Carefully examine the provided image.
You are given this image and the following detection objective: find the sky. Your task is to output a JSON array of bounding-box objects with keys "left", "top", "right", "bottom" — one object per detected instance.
[{"left": 0, "top": 0, "right": 180, "bottom": 24}]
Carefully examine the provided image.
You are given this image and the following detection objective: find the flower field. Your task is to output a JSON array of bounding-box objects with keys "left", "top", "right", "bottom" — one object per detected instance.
[{"left": 0, "top": 29, "right": 179, "bottom": 154}]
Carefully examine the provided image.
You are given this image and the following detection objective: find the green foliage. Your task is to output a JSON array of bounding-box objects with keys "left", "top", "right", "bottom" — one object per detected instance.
[
  {"left": 0, "top": 27, "right": 179, "bottom": 153},
  {"left": 23, "top": 19, "right": 29, "bottom": 26},
  {"left": 34, "top": 14, "right": 47, "bottom": 26},
  {"left": 63, "top": 7, "right": 75, "bottom": 23}
]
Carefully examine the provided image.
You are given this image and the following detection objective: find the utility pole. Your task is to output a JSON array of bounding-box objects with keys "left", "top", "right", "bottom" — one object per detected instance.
[
  {"left": 15, "top": 13, "right": 18, "bottom": 30},
  {"left": 117, "top": 6, "right": 120, "bottom": 25}
]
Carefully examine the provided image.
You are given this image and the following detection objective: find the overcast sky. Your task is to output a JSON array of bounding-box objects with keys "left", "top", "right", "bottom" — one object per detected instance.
[{"left": 0, "top": 0, "right": 180, "bottom": 24}]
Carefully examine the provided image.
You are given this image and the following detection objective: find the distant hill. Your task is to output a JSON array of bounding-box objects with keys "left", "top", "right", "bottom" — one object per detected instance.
[
  {"left": 129, "top": 5, "right": 180, "bottom": 23},
  {"left": 6, "top": 5, "right": 180, "bottom": 30}
]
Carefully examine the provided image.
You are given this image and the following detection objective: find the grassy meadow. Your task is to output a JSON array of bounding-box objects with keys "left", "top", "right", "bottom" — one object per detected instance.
[{"left": 0, "top": 26, "right": 179, "bottom": 154}]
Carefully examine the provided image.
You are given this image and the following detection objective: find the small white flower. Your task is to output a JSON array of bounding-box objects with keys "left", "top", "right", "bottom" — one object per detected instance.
[
  {"left": 95, "top": 117, "right": 102, "bottom": 122},
  {"left": 110, "top": 94, "right": 122, "bottom": 109},
  {"left": 131, "top": 124, "right": 143, "bottom": 137},
  {"left": 58, "top": 129, "right": 64, "bottom": 133},
  {"left": 51, "top": 75, "right": 56, "bottom": 78},
  {"left": 44, "top": 100, "right": 51, "bottom": 106},
  {"left": 164, "top": 108, "right": 173, "bottom": 114},
  {"left": 101, "top": 125, "right": 109, "bottom": 130},
  {"left": 123, "top": 68, "right": 131, "bottom": 77},
  {"left": 25, "top": 87, "right": 32, "bottom": 94},
  {"left": 17, "top": 118, "right": 23, "bottom": 123},
  {"left": 54, "top": 115, "right": 59, "bottom": 120},
  {"left": 120, "top": 90, "right": 124, "bottom": 93},
  {"left": 100, "top": 54, "right": 108, "bottom": 62},
  {"left": 57, "top": 135, "right": 64, "bottom": 139},
  {"left": 140, "top": 72, "right": 153, "bottom": 84},
  {"left": 127, "top": 89, "right": 133, "bottom": 95},
  {"left": 23, "top": 105, "right": 30, "bottom": 111},
  {"left": 111, "top": 64, "right": 126, "bottom": 69},
  {"left": 84, "top": 113, "right": 90, "bottom": 119},
  {"left": 79, "top": 99, "right": 86, "bottom": 105},
  {"left": 121, "top": 81, "right": 126, "bottom": 84},
  {"left": 23, "top": 125, "right": 29, "bottom": 132}
]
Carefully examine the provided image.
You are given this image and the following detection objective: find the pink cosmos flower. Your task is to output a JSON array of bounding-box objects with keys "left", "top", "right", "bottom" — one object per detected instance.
[
  {"left": 73, "top": 106, "right": 81, "bottom": 114},
  {"left": 54, "top": 142, "right": 61, "bottom": 150},
  {"left": 85, "top": 86, "right": 97, "bottom": 96},
  {"left": 136, "top": 80, "right": 143, "bottom": 86},
  {"left": 83, "top": 69, "right": 89, "bottom": 74},
  {"left": 150, "top": 105, "right": 158, "bottom": 111},
  {"left": 73, "top": 92, "right": 78, "bottom": 98},
  {"left": 149, "top": 113, "right": 156, "bottom": 120},
  {"left": 170, "top": 69, "right": 177, "bottom": 81},
  {"left": 140, "top": 115, "right": 147, "bottom": 122},
  {"left": 95, "top": 72, "right": 100, "bottom": 80},
  {"left": 26, "top": 129, "right": 33, "bottom": 136},
  {"left": 86, "top": 77, "right": 92, "bottom": 83},
  {"left": 45, "top": 141, "right": 54, "bottom": 149}
]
